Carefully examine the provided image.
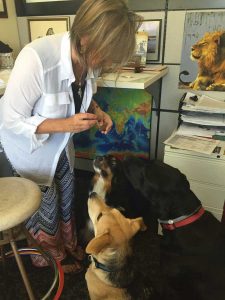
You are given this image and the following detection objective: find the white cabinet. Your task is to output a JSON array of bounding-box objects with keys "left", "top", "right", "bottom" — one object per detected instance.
[{"left": 164, "top": 145, "right": 225, "bottom": 221}]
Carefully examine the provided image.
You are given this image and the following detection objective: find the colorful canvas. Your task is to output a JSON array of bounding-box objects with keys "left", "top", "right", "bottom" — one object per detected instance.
[{"left": 73, "top": 87, "right": 152, "bottom": 160}]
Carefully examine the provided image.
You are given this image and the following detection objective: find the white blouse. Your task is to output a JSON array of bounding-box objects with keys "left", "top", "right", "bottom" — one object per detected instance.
[{"left": 0, "top": 32, "right": 98, "bottom": 186}]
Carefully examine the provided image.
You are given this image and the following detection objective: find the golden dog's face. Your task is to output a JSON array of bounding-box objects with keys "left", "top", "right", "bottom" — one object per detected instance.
[{"left": 86, "top": 192, "right": 146, "bottom": 255}]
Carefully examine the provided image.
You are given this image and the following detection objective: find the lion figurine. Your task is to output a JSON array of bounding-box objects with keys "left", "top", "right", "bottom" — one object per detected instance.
[{"left": 189, "top": 30, "right": 225, "bottom": 91}]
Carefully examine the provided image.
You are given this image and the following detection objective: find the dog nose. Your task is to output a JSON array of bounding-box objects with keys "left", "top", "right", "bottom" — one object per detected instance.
[{"left": 89, "top": 192, "right": 98, "bottom": 199}]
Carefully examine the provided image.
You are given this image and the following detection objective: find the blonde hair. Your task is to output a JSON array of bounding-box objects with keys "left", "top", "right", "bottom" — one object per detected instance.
[{"left": 70, "top": 0, "right": 142, "bottom": 71}]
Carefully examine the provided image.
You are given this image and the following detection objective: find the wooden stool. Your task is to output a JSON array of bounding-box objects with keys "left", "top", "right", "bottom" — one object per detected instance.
[{"left": 0, "top": 177, "right": 44, "bottom": 300}]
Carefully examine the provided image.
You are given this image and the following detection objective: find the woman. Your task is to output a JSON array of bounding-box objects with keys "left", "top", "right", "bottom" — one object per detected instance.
[{"left": 0, "top": 0, "right": 142, "bottom": 273}]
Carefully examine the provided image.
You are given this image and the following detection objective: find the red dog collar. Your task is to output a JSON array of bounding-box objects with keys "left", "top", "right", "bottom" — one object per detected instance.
[{"left": 159, "top": 206, "right": 205, "bottom": 230}]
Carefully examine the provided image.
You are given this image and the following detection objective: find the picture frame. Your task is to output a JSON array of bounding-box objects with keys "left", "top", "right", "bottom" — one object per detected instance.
[
  {"left": 28, "top": 17, "right": 70, "bottom": 42},
  {"left": 0, "top": 0, "right": 8, "bottom": 18},
  {"left": 25, "top": 0, "right": 71, "bottom": 2},
  {"left": 15, "top": 0, "right": 82, "bottom": 16},
  {"left": 135, "top": 31, "right": 148, "bottom": 65},
  {"left": 179, "top": 11, "right": 225, "bottom": 91},
  {"left": 138, "top": 19, "right": 162, "bottom": 62}
]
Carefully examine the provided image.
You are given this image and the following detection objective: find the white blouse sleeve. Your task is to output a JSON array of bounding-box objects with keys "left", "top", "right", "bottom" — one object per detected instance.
[{"left": 2, "top": 47, "right": 49, "bottom": 153}]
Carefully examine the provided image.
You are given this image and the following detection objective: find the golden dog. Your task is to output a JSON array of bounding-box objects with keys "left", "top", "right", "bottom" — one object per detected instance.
[{"left": 85, "top": 192, "right": 147, "bottom": 300}]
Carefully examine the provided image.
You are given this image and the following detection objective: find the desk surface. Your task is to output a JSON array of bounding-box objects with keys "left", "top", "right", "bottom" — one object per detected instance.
[
  {"left": 97, "top": 68, "right": 168, "bottom": 89},
  {"left": 0, "top": 67, "right": 168, "bottom": 96}
]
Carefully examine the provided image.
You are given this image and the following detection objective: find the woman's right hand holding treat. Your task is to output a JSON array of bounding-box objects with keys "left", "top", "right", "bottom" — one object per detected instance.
[
  {"left": 66, "top": 113, "right": 98, "bottom": 133},
  {"left": 36, "top": 113, "right": 98, "bottom": 134}
]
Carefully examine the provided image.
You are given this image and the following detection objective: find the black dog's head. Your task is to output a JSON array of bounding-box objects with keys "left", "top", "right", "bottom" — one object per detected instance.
[
  {"left": 122, "top": 157, "right": 201, "bottom": 220},
  {"left": 92, "top": 155, "right": 150, "bottom": 221}
]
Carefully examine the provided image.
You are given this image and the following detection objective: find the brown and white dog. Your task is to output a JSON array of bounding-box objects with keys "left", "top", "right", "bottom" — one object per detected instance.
[{"left": 85, "top": 192, "right": 151, "bottom": 300}]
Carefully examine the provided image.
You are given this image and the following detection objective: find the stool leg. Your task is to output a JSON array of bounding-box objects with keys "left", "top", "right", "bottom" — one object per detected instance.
[
  {"left": 0, "top": 231, "right": 6, "bottom": 270},
  {"left": 0, "top": 245, "right": 6, "bottom": 272},
  {"left": 9, "top": 229, "right": 36, "bottom": 300}
]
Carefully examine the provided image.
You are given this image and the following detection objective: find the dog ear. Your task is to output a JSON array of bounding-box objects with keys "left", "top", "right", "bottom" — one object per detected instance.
[
  {"left": 129, "top": 217, "right": 147, "bottom": 237},
  {"left": 85, "top": 231, "right": 112, "bottom": 254}
]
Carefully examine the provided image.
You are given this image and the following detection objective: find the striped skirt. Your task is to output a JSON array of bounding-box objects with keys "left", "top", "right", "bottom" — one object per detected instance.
[{"left": 24, "top": 150, "right": 77, "bottom": 267}]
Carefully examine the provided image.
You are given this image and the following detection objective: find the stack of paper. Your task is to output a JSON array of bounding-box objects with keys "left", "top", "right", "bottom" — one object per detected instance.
[
  {"left": 164, "top": 133, "right": 220, "bottom": 155},
  {"left": 180, "top": 112, "right": 225, "bottom": 126},
  {"left": 164, "top": 92, "right": 225, "bottom": 155},
  {"left": 182, "top": 93, "right": 225, "bottom": 113},
  {"left": 180, "top": 92, "right": 225, "bottom": 138},
  {"left": 176, "top": 123, "right": 225, "bottom": 139}
]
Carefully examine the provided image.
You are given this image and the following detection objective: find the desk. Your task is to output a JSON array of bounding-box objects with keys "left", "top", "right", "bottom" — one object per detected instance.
[
  {"left": 97, "top": 68, "right": 168, "bottom": 89},
  {"left": 164, "top": 145, "right": 225, "bottom": 221},
  {"left": 0, "top": 68, "right": 168, "bottom": 95},
  {"left": 74, "top": 69, "right": 168, "bottom": 169}
]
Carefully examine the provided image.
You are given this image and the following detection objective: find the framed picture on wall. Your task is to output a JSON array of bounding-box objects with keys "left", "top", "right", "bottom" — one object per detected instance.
[
  {"left": 138, "top": 19, "right": 162, "bottom": 62},
  {"left": 179, "top": 11, "right": 225, "bottom": 91},
  {"left": 0, "top": 0, "right": 8, "bottom": 18},
  {"left": 15, "top": 0, "right": 82, "bottom": 16},
  {"left": 28, "top": 17, "right": 70, "bottom": 41},
  {"left": 25, "top": 0, "right": 71, "bottom": 2}
]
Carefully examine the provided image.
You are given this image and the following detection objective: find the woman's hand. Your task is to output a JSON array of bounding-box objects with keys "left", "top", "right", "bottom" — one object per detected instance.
[
  {"left": 96, "top": 109, "right": 113, "bottom": 134},
  {"left": 36, "top": 113, "right": 98, "bottom": 134},
  {"left": 88, "top": 100, "right": 113, "bottom": 134},
  {"left": 67, "top": 113, "right": 98, "bottom": 133}
]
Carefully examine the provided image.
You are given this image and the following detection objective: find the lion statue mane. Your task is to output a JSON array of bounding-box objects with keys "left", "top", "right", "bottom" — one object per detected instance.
[{"left": 189, "top": 30, "right": 225, "bottom": 91}]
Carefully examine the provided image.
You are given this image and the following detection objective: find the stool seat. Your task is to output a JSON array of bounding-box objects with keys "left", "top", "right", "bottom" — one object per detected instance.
[{"left": 0, "top": 177, "right": 41, "bottom": 231}]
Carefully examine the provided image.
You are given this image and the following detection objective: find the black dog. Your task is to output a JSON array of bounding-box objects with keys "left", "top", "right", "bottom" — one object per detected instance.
[
  {"left": 92, "top": 155, "right": 157, "bottom": 230},
  {"left": 92, "top": 155, "right": 225, "bottom": 300}
]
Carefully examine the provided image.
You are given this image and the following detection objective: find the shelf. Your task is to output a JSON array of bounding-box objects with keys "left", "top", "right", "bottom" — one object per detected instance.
[{"left": 97, "top": 68, "right": 168, "bottom": 89}]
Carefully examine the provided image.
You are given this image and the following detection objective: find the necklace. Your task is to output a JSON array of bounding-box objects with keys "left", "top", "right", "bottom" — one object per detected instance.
[
  {"left": 76, "top": 69, "right": 87, "bottom": 100},
  {"left": 78, "top": 85, "right": 82, "bottom": 98},
  {"left": 73, "top": 62, "right": 86, "bottom": 95},
  {"left": 72, "top": 64, "right": 87, "bottom": 114}
]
